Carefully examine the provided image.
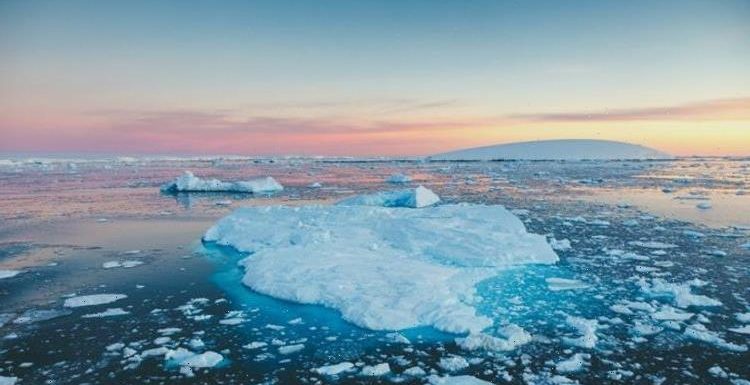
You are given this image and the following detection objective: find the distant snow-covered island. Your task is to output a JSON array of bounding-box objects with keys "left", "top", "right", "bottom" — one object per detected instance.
[{"left": 430, "top": 139, "right": 670, "bottom": 161}]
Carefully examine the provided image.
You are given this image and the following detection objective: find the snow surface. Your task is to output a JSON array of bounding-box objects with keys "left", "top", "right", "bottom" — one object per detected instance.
[
  {"left": 161, "top": 171, "right": 283, "bottom": 193},
  {"left": 204, "top": 204, "right": 557, "bottom": 334},
  {"left": 337, "top": 186, "right": 440, "bottom": 208},
  {"left": 63, "top": 294, "right": 127, "bottom": 308},
  {"left": 430, "top": 139, "right": 670, "bottom": 161}
]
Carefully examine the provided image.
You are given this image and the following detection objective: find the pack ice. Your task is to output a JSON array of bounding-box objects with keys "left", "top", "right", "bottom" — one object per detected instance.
[
  {"left": 161, "top": 171, "right": 283, "bottom": 193},
  {"left": 203, "top": 202, "right": 557, "bottom": 334}
]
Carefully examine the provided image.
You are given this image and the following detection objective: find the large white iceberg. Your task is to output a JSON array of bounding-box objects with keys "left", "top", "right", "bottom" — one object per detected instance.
[
  {"left": 337, "top": 186, "right": 440, "bottom": 208},
  {"left": 203, "top": 204, "right": 557, "bottom": 334},
  {"left": 430, "top": 139, "right": 670, "bottom": 161},
  {"left": 161, "top": 171, "right": 283, "bottom": 193}
]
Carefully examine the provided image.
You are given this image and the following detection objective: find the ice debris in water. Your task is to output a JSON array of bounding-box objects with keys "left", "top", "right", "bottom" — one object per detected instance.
[
  {"left": 63, "top": 294, "right": 127, "bottom": 308},
  {"left": 0, "top": 270, "right": 22, "bottom": 279},
  {"left": 337, "top": 185, "right": 440, "bottom": 208},
  {"left": 360, "top": 363, "right": 391, "bottom": 376},
  {"left": 313, "top": 362, "right": 355, "bottom": 376},
  {"left": 161, "top": 171, "right": 283, "bottom": 193},
  {"left": 204, "top": 204, "right": 557, "bottom": 334},
  {"left": 0, "top": 376, "right": 18, "bottom": 385},
  {"left": 455, "top": 324, "right": 532, "bottom": 352},
  {"left": 82, "top": 308, "right": 130, "bottom": 318},
  {"left": 427, "top": 374, "right": 494, "bottom": 385},
  {"left": 562, "top": 316, "right": 599, "bottom": 349},
  {"left": 545, "top": 277, "right": 590, "bottom": 291},
  {"left": 386, "top": 173, "right": 412, "bottom": 183},
  {"left": 638, "top": 278, "right": 722, "bottom": 308}
]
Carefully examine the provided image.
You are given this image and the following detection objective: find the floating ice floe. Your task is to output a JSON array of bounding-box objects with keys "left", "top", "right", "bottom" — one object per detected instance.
[
  {"left": 546, "top": 277, "right": 589, "bottom": 291},
  {"left": 337, "top": 186, "right": 440, "bottom": 208},
  {"left": 427, "top": 375, "right": 494, "bottom": 385},
  {"left": 63, "top": 294, "right": 127, "bottom": 308},
  {"left": 12, "top": 309, "right": 71, "bottom": 324},
  {"left": 455, "top": 324, "right": 532, "bottom": 352},
  {"left": 102, "top": 260, "right": 143, "bottom": 269},
  {"left": 386, "top": 173, "right": 412, "bottom": 183},
  {"left": 639, "top": 278, "right": 722, "bottom": 308},
  {"left": 0, "top": 376, "right": 18, "bottom": 385},
  {"left": 82, "top": 308, "right": 130, "bottom": 318},
  {"left": 696, "top": 202, "right": 712, "bottom": 210},
  {"left": 628, "top": 241, "right": 678, "bottom": 249},
  {"left": 161, "top": 171, "right": 283, "bottom": 193},
  {"left": 438, "top": 355, "right": 470, "bottom": 372},
  {"left": 360, "top": 363, "right": 390, "bottom": 376},
  {"left": 314, "top": 362, "right": 355, "bottom": 376},
  {"left": 204, "top": 204, "right": 557, "bottom": 334},
  {"left": 0, "top": 270, "right": 22, "bottom": 279},
  {"left": 555, "top": 353, "right": 590, "bottom": 373},
  {"left": 549, "top": 238, "right": 572, "bottom": 251},
  {"left": 684, "top": 324, "right": 747, "bottom": 352},
  {"left": 562, "top": 316, "right": 599, "bottom": 349}
]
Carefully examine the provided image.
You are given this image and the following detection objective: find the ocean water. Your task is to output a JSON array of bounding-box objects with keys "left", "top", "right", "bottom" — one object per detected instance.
[{"left": 0, "top": 157, "right": 748, "bottom": 384}]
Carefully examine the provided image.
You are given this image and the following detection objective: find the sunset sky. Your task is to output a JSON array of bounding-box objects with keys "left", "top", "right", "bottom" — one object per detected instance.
[{"left": 1, "top": 0, "right": 749, "bottom": 156}]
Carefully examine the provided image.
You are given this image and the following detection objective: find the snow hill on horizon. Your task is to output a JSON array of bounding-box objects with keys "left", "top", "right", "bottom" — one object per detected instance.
[{"left": 430, "top": 139, "right": 671, "bottom": 161}]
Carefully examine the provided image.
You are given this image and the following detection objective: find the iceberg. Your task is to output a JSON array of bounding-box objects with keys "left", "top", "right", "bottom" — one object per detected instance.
[
  {"left": 204, "top": 204, "right": 557, "bottom": 334},
  {"left": 63, "top": 294, "right": 127, "bottom": 308},
  {"left": 161, "top": 171, "right": 283, "bottom": 193},
  {"left": 430, "top": 139, "right": 670, "bottom": 161},
  {"left": 337, "top": 186, "right": 440, "bottom": 208}
]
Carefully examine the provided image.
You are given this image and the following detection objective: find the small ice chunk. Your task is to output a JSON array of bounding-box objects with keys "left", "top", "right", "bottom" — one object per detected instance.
[
  {"left": 427, "top": 375, "right": 493, "bottom": 385},
  {"left": 243, "top": 341, "right": 268, "bottom": 349},
  {"left": 180, "top": 351, "right": 224, "bottom": 368},
  {"left": 438, "top": 355, "right": 470, "bottom": 372},
  {"left": 629, "top": 241, "right": 678, "bottom": 249},
  {"left": 337, "top": 186, "right": 440, "bottom": 208},
  {"left": 736, "top": 312, "right": 750, "bottom": 323},
  {"left": 0, "top": 376, "right": 18, "bottom": 385},
  {"left": 386, "top": 173, "right": 412, "bottom": 183},
  {"left": 639, "top": 278, "right": 722, "bottom": 308},
  {"left": 652, "top": 306, "right": 694, "bottom": 321},
  {"left": 555, "top": 353, "right": 590, "bottom": 373},
  {"left": 696, "top": 202, "right": 712, "bottom": 209},
  {"left": 728, "top": 325, "right": 750, "bottom": 335},
  {"left": 546, "top": 277, "right": 589, "bottom": 291},
  {"left": 361, "top": 363, "right": 391, "bottom": 376},
  {"left": 563, "top": 316, "right": 598, "bottom": 349},
  {"left": 64, "top": 294, "right": 127, "bottom": 308},
  {"left": 404, "top": 366, "right": 427, "bottom": 377},
  {"left": 549, "top": 238, "right": 572, "bottom": 251},
  {"left": 314, "top": 362, "right": 355, "bottom": 375},
  {"left": 278, "top": 344, "right": 305, "bottom": 354},
  {"left": 684, "top": 324, "right": 747, "bottom": 352},
  {"left": 82, "top": 308, "right": 130, "bottom": 318},
  {"left": 455, "top": 324, "right": 531, "bottom": 352}
]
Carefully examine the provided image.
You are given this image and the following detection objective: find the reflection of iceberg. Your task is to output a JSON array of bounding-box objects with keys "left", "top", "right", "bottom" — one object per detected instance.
[
  {"left": 161, "top": 171, "right": 283, "bottom": 193},
  {"left": 203, "top": 204, "right": 557, "bottom": 334},
  {"left": 337, "top": 186, "right": 440, "bottom": 208}
]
